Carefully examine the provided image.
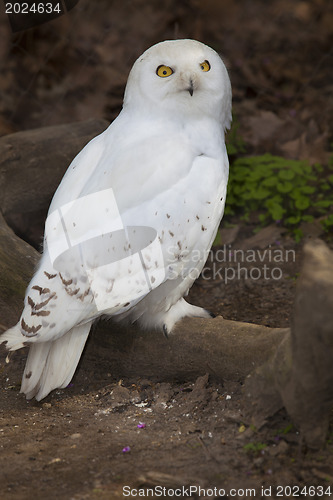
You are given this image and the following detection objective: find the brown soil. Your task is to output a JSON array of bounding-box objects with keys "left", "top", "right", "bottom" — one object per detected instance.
[{"left": 0, "top": 1, "right": 333, "bottom": 499}]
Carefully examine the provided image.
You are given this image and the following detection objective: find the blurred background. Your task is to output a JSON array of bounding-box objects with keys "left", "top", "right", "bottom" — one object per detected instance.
[{"left": 0, "top": 0, "right": 332, "bottom": 165}]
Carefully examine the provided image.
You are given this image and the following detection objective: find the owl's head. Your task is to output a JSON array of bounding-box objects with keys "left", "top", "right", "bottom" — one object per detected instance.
[{"left": 123, "top": 39, "right": 232, "bottom": 131}]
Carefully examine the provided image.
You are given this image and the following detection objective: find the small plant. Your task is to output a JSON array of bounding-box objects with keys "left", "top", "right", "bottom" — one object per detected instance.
[
  {"left": 276, "top": 423, "right": 294, "bottom": 435},
  {"left": 243, "top": 441, "right": 267, "bottom": 453},
  {"left": 322, "top": 213, "right": 333, "bottom": 233},
  {"left": 225, "top": 153, "right": 333, "bottom": 241}
]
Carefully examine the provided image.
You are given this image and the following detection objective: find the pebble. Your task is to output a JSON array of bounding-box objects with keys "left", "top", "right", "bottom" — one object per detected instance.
[{"left": 70, "top": 433, "right": 81, "bottom": 440}]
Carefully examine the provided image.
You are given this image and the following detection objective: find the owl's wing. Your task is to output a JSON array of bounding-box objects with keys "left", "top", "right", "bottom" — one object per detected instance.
[{"left": 10, "top": 116, "right": 225, "bottom": 346}]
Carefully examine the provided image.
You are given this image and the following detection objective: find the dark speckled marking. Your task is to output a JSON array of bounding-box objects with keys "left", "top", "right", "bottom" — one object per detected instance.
[
  {"left": 32, "top": 286, "right": 50, "bottom": 295},
  {"left": 59, "top": 273, "right": 73, "bottom": 286},
  {"left": 65, "top": 288, "right": 80, "bottom": 297},
  {"left": 21, "top": 318, "right": 41, "bottom": 336},
  {"left": 78, "top": 288, "right": 90, "bottom": 301},
  {"left": 44, "top": 271, "right": 57, "bottom": 279},
  {"left": 25, "top": 371, "right": 32, "bottom": 379},
  {"left": 35, "top": 293, "right": 56, "bottom": 310},
  {"left": 27, "top": 296, "right": 36, "bottom": 309},
  {"left": 32, "top": 310, "right": 50, "bottom": 317}
]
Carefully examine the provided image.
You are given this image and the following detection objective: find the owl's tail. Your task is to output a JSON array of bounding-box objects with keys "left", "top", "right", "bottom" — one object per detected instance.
[{"left": 19, "top": 322, "right": 92, "bottom": 401}]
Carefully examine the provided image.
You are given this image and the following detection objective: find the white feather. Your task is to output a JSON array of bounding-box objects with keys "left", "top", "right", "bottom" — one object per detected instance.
[{"left": 21, "top": 322, "right": 92, "bottom": 400}]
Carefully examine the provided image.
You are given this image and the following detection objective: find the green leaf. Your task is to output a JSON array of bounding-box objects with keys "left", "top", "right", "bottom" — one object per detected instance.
[
  {"left": 277, "top": 181, "right": 293, "bottom": 193},
  {"left": 248, "top": 170, "right": 265, "bottom": 182},
  {"left": 295, "top": 196, "right": 310, "bottom": 210},
  {"left": 301, "top": 215, "right": 314, "bottom": 222},
  {"left": 313, "top": 163, "right": 324, "bottom": 173},
  {"left": 290, "top": 189, "right": 302, "bottom": 201},
  {"left": 286, "top": 215, "right": 301, "bottom": 225},
  {"left": 231, "top": 167, "right": 248, "bottom": 181},
  {"left": 233, "top": 185, "right": 244, "bottom": 196},
  {"left": 268, "top": 204, "right": 285, "bottom": 221},
  {"left": 314, "top": 200, "right": 333, "bottom": 208},
  {"left": 293, "top": 228, "right": 303, "bottom": 243},
  {"left": 278, "top": 169, "right": 295, "bottom": 180},
  {"left": 321, "top": 214, "right": 333, "bottom": 231},
  {"left": 269, "top": 194, "right": 283, "bottom": 204},
  {"left": 320, "top": 182, "right": 331, "bottom": 191},
  {"left": 226, "top": 144, "right": 237, "bottom": 155},
  {"left": 302, "top": 164, "right": 313, "bottom": 175},
  {"left": 261, "top": 177, "right": 277, "bottom": 187},
  {"left": 252, "top": 188, "right": 270, "bottom": 200},
  {"left": 299, "top": 185, "right": 316, "bottom": 194}
]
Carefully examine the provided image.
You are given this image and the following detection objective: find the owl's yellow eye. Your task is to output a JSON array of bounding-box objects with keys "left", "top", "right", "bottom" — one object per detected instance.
[
  {"left": 200, "top": 60, "right": 210, "bottom": 72},
  {"left": 156, "top": 65, "right": 174, "bottom": 78}
]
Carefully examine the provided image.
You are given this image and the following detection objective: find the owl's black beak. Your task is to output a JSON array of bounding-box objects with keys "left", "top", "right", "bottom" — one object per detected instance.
[{"left": 187, "top": 79, "right": 194, "bottom": 96}]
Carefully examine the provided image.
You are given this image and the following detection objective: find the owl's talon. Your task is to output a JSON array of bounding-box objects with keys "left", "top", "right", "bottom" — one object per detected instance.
[
  {"left": 162, "top": 324, "right": 169, "bottom": 339},
  {"left": 206, "top": 310, "right": 216, "bottom": 318}
]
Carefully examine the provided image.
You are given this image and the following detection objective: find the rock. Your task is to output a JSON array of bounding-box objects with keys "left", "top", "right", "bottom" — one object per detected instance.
[
  {"left": 0, "top": 212, "right": 39, "bottom": 331},
  {"left": 91, "top": 315, "right": 288, "bottom": 383},
  {"left": 239, "top": 224, "right": 283, "bottom": 250},
  {"left": 219, "top": 225, "right": 240, "bottom": 245},
  {"left": 70, "top": 433, "right": 81, "bottom": 440},
  {"left": 245, "top": 239, "right": 333, "bottom": 448},
  {"left": 108, "top": 385, "right": 133, "bottom": 408},
  {"left": 280, "top": 130, "right": 330, "bottom": 165},
  {"left": 300, "top": 216, "right": 326, "bottom": 240},
  {"left": 279, "top": 239, "right": 333, "bottom": 448},
  {"left": 153, "top": 383, "right": 174, "bottom": 411},
  {"left": 0, "top": 118, "right": 108, "bottom": 247},
  {"left": 245, "top": 110, "right": 285, "bottom": 148}
]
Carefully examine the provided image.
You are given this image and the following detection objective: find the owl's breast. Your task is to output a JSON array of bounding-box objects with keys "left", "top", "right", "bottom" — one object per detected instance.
[{"left": 119, "top": 151, "right": 228, "bottom": 282}]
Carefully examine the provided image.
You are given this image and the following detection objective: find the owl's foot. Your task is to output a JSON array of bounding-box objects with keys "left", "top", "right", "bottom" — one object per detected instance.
[{"left": 160, "top": 298, "right": 215, "bottom": 337}]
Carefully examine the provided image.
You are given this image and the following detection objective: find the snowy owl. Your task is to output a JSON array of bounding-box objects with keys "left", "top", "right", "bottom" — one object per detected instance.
[{"left": 1, "top": 39, "right": 232, "bottom": 400}]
